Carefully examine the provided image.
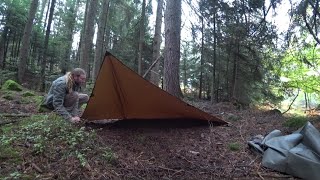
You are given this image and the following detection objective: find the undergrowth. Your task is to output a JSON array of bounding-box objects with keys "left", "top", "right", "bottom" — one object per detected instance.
[
  {"left": 0, "top": 114, "right": 116, "bottom": 179},
  {"left": 283, "top": 116, "right": 308, "bottom": 129}
]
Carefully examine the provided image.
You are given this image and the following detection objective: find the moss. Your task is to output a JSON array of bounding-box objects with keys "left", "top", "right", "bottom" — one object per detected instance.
[
  {"left": 2, "top": 80, "right": 23, "bottom": 91},
  {"left": 228, "top": 142, "right": 241, "bottom": 151},
  {"left": 22, "top": 91, "right": 35, "bottom": 97},
  {"left": 2, "top": 93, "right": 15, "bottom": 100}
]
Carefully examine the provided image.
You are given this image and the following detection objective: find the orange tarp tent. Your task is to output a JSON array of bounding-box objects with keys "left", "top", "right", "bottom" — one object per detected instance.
[{"left": 82, "top": 51, "right": 227, "bottom": 126}]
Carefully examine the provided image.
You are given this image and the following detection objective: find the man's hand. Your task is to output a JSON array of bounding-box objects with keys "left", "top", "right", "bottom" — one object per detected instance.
[{"left": 70, "top": 116, "right": 81, "bottom": 123}]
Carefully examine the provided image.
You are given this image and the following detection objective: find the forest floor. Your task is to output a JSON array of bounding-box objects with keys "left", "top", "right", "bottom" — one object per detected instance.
[{"left": 1, "top": 86, "right": 320, "bottom": 179}]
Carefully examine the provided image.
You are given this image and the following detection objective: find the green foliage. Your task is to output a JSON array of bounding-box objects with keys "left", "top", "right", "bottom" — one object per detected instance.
[
  {"left": 227, "top": 113, "right": 241, "bottom": 121},
  {"left": 283, "top": 116, "right": 308, "bottom": 129},
  {"left": 273, "top": 46, "right": 320, "bottom": 98},
  {"left": 2, "top": 80, "right": 23, "bottom": 91},
  {"left": 0, "top": 145, "right": 21, "bottom": 163},
  {"left": 1, "top": 92, "right": 15, "bottom": 100},
  {"left": 22, "top": 91, "right": 35, "bottom": 97},
  {"left": 0, "top": 113, "right": 116, "bottom": 178},
  {"left": 228, "top": 142, "right": 241, "bottom": 151},
  {"left": 102, "top": 148, "right": 117, "bottom": 164}
]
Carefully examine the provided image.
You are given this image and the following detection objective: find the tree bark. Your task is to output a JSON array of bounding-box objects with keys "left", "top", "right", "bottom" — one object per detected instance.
[
  {"left": 61, "top": 0, "right": 81, "bottom": 74},
  {"left": 18, "top": 0, "right": 39, "bottom": 83},
  {"left": 137, "top": 0, "right": 146, "bottom": 75},
  {"left": 0, "top": 24, "right": 9, "bottom": 69},
  {"left": 211, "top": 3, "right": 217, "bottom": 104},
  {"left": 93, "top": 0, "right": 110, "bottom": 81},
  {"left": 150, "top": 0, "right": 163, "bottom": 85},
  {"left": 38, "top": 0, "right": 48, "bottom": 26},
  {"left": 199, "top": 17, "right": 204, "bottom": 99},
  {"left": 40, "top": 0, "right": 56, "bottom": 92},
  {"left": 163, "top": 0, "right": 182, "bottom": 97},
  {"left": 80, "top": 0, "right": 98, "bottom": 78}
]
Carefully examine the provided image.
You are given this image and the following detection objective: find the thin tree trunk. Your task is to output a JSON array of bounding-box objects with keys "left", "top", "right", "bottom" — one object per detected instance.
[
  {"left": 199, "top": 17, "right": 204, "bottom": 99},
  {"left": 40, "top": 0, "right": 56, "bottom": 92},
  {"left": 18, "top": 0, "right": 39, "bottom": 83},
  {"left": 137, "top": 0, "right": 146, "bottom": 75},
  {"left": 211, "top": 4, "right": 217, "bottom": 104},
  {"left": 14, "top": 34, "right": 22, "bottom": 60},
  {"left": 304, "top": 92, "right": 308, "bottom": 112},
  {"left": 216, "top": 21, "right": 221, "bottom": 102},
  {"left": 4, "top": 33, "right": 10, "bottom": 66},
  {"left": 283, "top": 89, "right": 300, "bottom": 114},
  {"left": 93, "top": 0, "right": 110, "bottom": 81},
  {"left": 0, "top": 25, "right": 9, "bottom": 69},
  {"left": 182, "top": 46, "right": 187, "bottom": 94},
  {"left": 225, "top": 45, "right": 231, "bottom": 100},
  {"left": 80, "top": 0, "right": 98, "bottom": 78},
  {"left": 61, "top": 0, "right": 81, "bottom": 74},
  {"left": 38, "top": 0, "right": 48, "bottom": 26},
  {"left": 11, "top": 32, "right": 16, "bottom": 60},
  {"left": 163, "top": 0, "right": 182, "bottom": 97},
  {"left": 232, "top": 42, "right": 240, "bottom": 99},
  {"left": 150, "top": 0, "right": 163, "bottom": 85}
]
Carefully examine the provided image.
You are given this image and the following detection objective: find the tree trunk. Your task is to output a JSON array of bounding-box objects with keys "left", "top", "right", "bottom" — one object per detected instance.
[
  {"left": 163, "top": 0, "right": 182, "bottom": 97},
  {"left": 61, "top": 0, "right": 81, "bottom": 74},
  {"left": 43, "top": 0, "right": 51, "bottom": 33},
  {"left": 40, "top": 0, "right": 56, "bottom": 92},
  {"left": 77, "top": 0, "right": 89, "bottom": 64},
  {"left": 38, "top": 0, "right": 48, "bottom": 26},
  {"left": 80, "top": 0, "right": 98, "bottom": 78},
  {"left": 0, "top": 24, "right": 9, "bottom": 69},
  {"left": 199, "top": 17, "right": 204, "bottom": 99},
  {"left": 232, "top": 41, "right": 240, "bottom": 100},
  {"left": 150, "top": 0, "right": 163, "bottom": 85},
  {"left": 18, "top": 0, "right": 39, "bottom": 83},
  {"left": 93, "top": 0, "right": 110, "bottom": 81},
  {"left": 225, "top": 45, "right": 231, "bottom": 100},
  {"left": 137, "top": 0, "right": 146, "bottom": 75},
  {"left": 182, "top": 47, "right": 187, "bottom": 94},
  {"left": 211, "top": 4, "right": 217, "bottom": 104}
]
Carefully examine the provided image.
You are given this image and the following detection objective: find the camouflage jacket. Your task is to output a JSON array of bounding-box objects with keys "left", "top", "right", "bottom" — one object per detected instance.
[{"left": 43, "top": 75, "right": 81, "bottom": 120}]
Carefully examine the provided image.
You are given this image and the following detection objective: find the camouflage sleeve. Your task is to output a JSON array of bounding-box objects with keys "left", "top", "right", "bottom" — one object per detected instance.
[
  {"left": 52, "top": 82, "right": 72, "bottom": 120},
  {"left": 70, "top": 96, "right": 79, "bottom": 117}
]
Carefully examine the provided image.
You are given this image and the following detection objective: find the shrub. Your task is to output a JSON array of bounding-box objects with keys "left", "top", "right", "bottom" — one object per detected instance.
[{"left": 283, "top": 116, "right": 308, "bottom": 129}]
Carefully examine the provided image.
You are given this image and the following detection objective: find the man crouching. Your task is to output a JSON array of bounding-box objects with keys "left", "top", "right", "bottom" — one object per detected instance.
[{"left": 41, "top": 68, "right": 89, "bottom": 123}]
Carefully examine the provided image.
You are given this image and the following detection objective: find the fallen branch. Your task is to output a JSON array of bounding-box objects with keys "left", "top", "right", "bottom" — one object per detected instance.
[
  {"left": 259, "top": 173, "right": 293, "bottom": 179},
  {"left": 282, "top": 89, "right": 300, "bottom": 114},
  {"left": 158, "top": 166, "right": 182, "bottom": 173},
  {"left": 0, "top": 114, "right": 32, "bottom": 126},
  {"left": 257, "top": 172, "right": 265, "bottom": 180},
  {"left": 0, "top": 120, "right": 18, "bottom": 126},
  {"left": 142, "top": 56, "right": 162, "bottom": 78},
  {"left": 31, "top": 163, "right": 43, "bottom": 173},
  {"left": 0, "top": 113, "right": 32, "bottom": 117}
]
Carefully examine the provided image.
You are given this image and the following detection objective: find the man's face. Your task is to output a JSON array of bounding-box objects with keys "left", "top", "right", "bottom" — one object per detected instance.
[{"left": 73, "top": 74, "right": 86, "bottom": 85}]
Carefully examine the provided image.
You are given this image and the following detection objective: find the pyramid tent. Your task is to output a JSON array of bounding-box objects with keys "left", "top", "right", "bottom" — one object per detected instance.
[{"left": 81, "top": 51, "right": 227, "bottom": 125}]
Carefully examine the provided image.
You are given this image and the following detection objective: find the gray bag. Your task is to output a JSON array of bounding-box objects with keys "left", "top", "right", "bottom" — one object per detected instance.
[{"left": 249, "top": 122, "right": 320, "bottom": 180}]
